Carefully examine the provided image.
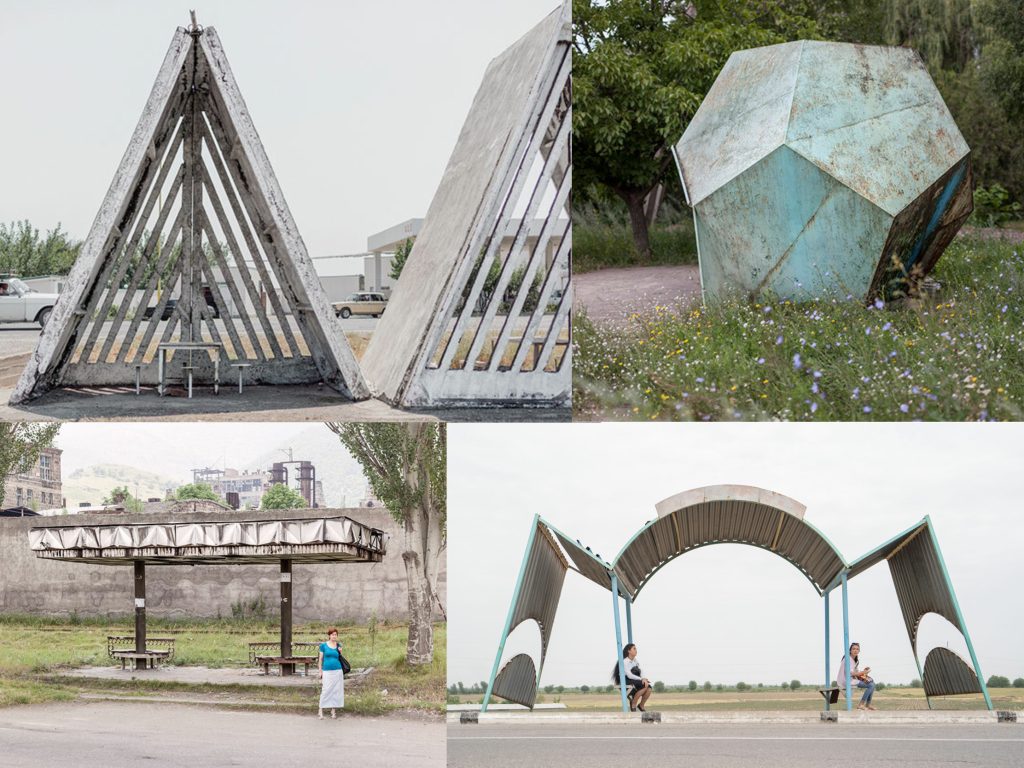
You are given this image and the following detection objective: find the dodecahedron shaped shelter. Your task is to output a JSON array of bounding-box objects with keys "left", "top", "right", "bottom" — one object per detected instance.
[{"left": 673, "top": 41, "right": 972, "bottom": 303}]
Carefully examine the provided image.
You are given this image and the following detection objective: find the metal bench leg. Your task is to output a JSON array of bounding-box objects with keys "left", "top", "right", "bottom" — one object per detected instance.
[
  {"left": 187, "top": 369, "right": 193, "bottom": 399},
  {"left": 157, "top": 350, "right": 165, "bottom": 396},
  {"left": 135, "top": 366, "right": 141, "bottom": 395},
  {"left": 214, "top": 359, "right": 219, "bottom": 395},
  {"left": 238, "top": 368, "right": 243, "bottom": 394}
]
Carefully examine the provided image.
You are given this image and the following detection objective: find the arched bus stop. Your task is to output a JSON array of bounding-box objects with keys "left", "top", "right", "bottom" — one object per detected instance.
[
  {"left": 482, "top": 485, "right": 991, "bottom": 712},
  {"left": 28, "top": 515, "right": 387, "bottom": 673}
]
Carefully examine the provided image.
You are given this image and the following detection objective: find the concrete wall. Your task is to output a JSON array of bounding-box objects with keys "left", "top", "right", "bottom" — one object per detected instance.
[{"left": 0, "top": 507, "right": 446, "bottom": 624}]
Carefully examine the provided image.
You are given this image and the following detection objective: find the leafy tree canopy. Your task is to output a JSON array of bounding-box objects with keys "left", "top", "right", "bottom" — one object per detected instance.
[
  {"left": 174, "top": 482, "right": 220, "bottom": 502},
  {"left": 260, "top": 483, "right": 308, "bottom": 510},
  {"left": 0, "top": 424, "right": 61, "bottom": 505}
]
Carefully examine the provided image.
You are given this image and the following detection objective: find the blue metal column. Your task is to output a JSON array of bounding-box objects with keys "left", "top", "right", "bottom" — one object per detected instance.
[
  {"left": 824, "top": 589, "right": 831, "bottom": 712},
  {"left": 482, "top": 515, "right": 539, "bottom": 712},
  {"left": 927, "top": 517, "right": 993, "bottom": 710},
  {"left": 611, "top": 573, "right": 629, "bottom": 713},
  {"left": 625, "top": 594, "right": 633, "bottom": 645},
  {"left": 841, "top": 572, "right": 851, "bottom": 710}
]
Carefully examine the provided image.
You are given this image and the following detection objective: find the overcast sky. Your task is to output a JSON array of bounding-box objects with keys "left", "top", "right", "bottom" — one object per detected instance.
[
  {"left": 448, "top": 423, "right": 1024, "bottom": 691},
  {"left": 0, "top": 0, "right": 559, "bottom": 255}
]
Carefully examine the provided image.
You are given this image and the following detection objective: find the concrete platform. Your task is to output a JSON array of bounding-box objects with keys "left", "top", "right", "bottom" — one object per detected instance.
[
  {"left": 449, "top": 709, "right": 1023, "bottom": 725},
  {"left": 58, "top": 664, "right": 320, "bottom": 687}
]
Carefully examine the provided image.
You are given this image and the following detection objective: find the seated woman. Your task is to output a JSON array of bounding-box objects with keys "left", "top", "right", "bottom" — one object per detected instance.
[
  {"left": 611, "top": 643, "right": 652, "bottom": 711},
  {"left": 836, "top": 641, "right": 876, "bottom": 710}
]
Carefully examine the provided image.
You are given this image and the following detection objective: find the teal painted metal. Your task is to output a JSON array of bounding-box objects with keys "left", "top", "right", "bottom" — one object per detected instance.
[
  {"left": 482, "top": 514, "right": 539, "bottom": 712},
  {"left": 625, "top": 595, "right": 633, "bottom": 645},
  {"left": 611, "top": 573, "right": 629, "bottom": 712},
  {"left": 842, "top": 572, "right": 851, "bottom": 710},
  {"left": 675, "top": 41, "right": 972, "bottom": 303},
  {"left": 824, "top": 590, "right": 831, "bottom": 712},
  {"left": 926, "top": 516, "right": 993, "bottom": 710}
]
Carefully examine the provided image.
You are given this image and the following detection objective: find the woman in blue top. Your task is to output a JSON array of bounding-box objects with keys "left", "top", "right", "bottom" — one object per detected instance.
[{"left": 317, "top": 627, "right": 345, "bottom": 719}]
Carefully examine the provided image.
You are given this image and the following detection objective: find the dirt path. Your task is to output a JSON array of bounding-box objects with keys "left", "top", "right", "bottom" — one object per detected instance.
[{"left": 574, "top": 264, "right": 702, "bottom": 327}]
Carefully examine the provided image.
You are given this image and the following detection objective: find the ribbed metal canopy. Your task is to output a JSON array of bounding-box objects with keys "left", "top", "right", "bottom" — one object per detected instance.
[
  {"left": 923, "top": 647, "right": 983, "bottom": 697},
  {"left": 617, "top": 485, "right": 846, "bottom": 597},
  {"left": 28, "top": 515, "right": 387, "bottom": 565}
]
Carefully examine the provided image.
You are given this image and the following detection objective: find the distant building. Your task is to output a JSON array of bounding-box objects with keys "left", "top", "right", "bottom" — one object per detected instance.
[
  {"left": 192, "top": 467, "right": 269, "bottom": 509},
  {"left": 2, "top": 446, "right": 62, "bottom": 512}
]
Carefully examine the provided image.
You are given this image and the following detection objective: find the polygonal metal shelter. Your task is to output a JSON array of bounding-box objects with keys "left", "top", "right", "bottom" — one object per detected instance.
[
  {"left": 673, "top": 42, "right": 973, "bottom": 304},
  {"left": 483, "top": 485, "right": 991, "bottom": 712}
]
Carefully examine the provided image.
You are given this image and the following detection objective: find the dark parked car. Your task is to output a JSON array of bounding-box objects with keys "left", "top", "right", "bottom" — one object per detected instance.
[{"left": 143, "top": 288, "right": 220, "bottom": 320}]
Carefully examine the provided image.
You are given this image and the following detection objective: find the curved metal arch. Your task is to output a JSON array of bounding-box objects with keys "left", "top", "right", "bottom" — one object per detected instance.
[
  {"left": 626, "top": 537, "right": 830, "bottom": 601},
  {"left": 612, "top": 485, "right": 847, "bottom": 598}
]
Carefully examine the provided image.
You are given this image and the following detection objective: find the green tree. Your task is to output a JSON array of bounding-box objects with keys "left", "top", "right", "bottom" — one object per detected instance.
[
  {"left": 688, "top": 680, "right": 697, "bottom": 691},
  {"left": 389, "top": 237, "right": 415, "bottom": 281},
  {"left": 573, "top": 0, "right": 818, "bottom": 259},
  {"left": 790, "top": 679, "right": 801, "bottom": 691},
  {"left": 260, "top": 483, "right": 308, "bottom": 509},
  {"left": 987, "top": 675, "right": 1011, "bottom": 688},
  {"left": 1012, "top": 678, "right": 1024, "bottom": 688},
  {"left": 328, "top": 423, "right": 446, "bottom": 665},
  {"left": 0, "top": 423, "right": 61, "bottom": 505},
  {"left": 102, "top": 485, "right": 142, "bottom": 513},
  {"left": 581, "top": 684, "right": 591, "bottom": 693},
  {"left": 174, "top": 482, "right": 219, "bottom": 502},
  {"left": 544, "top": 684, "right": 555, "bottom": 694},
  {"left": 703, "top": 680, "right": 712, "bottom": 691},
  {"left": 556, "top": 685, "right": 565, "bottom": 694},
  {"left": 910, "top": 678, "right": 922, "bottom": 688},
  {"left": 653, "top": 680, "right": 666, "bottom": 693},
  {"left": 782, "top": 681, "right": 790, "bottom": 690},
  {"left": 0, "top": 221, "right": 80, "bottom": 277},
  {"left": 736, "top": 681, "right": 748, "bottom": 691}
]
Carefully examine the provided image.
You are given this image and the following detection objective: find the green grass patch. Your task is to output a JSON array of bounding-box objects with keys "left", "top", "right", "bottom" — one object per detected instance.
[
  {"left": 573, "top": 202, "right": 697, "bottom": 273},
  {"left": 574, "top": 237, "right": 1024, "bottom": 421},
  {"left": 0, "top": 615, "right": 445, "bottom": 714}
]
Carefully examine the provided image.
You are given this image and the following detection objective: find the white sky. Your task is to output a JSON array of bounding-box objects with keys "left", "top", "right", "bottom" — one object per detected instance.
[
  {"left": 447, "top": 423, "right": 1024, "bottom": 690},
  {"left": 0, "top": 0, "right": 560, "bottom": 255}
]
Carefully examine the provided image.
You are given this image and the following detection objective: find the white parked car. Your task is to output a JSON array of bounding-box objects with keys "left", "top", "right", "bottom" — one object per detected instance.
[
  {"left": 332, "top": 292, "right": 388, "bottom": 319},
  {"left": 0, "top": 277, "right": 59, "bottom": 327}
]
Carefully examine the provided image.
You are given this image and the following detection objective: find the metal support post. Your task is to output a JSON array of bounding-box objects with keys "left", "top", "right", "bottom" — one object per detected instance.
[
  {"left": 841, "top": 571, "right": 851, "bottom": 710},
  {"left": 824, "top": 589, "right": 831, "bottom": 711},
  {"left": 625, "top": 594, "right": 633, "bottom": 645},
  {"left": 134, "top": 560, "right": 147, "bottom": 671},
  {"left": 280, "top": 559, "right": 292, "bottom": 675},
  {"left": 612, "top": 573, "right": 628, "bottom": 713}
]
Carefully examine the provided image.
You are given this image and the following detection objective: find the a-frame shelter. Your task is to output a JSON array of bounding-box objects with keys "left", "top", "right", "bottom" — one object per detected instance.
[
  {"left": 360, "top": 1, "right": 572, "bottom": 407},
  {"left": 12, "top": 23, "right": 368, "bottom": 403}
]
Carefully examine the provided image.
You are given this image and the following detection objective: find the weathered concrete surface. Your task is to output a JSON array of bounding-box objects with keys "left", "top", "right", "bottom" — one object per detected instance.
[
  {"left": 449, "top": 709, "right": 1018, "bottom": 725},
  {"left": 0, "top": 702, "right": 444, "bottom": 768},
  {"left": 361, "top": 1, "right": 571, "bottom": 407},
  {"left": 0, "top": 508, "right": 446, "bottom": 623},
  {"left": 574, "top": 265, "right": 702, "bottom": 327}
]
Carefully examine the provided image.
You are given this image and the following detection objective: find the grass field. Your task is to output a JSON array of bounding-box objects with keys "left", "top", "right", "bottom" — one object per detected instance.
[
  {"left": 574, "top": 237, "right": 1024, "bottom": 421},
  {"left": 0, "top": 615, "right": 445, "bottom": 715},
  {"left": 455, "top": 687, "right": 1023, "bottom": 712},
  {"left": 573, "top": 202, "right": 698, "bottom": 273}
]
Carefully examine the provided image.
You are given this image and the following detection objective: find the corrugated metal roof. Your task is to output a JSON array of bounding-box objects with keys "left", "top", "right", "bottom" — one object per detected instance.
[
  {"left": 618, "top": 485, "right": 844, "bottom": 597},
  {"left": 923, "top": 647, "right": 982, "bottom": 697},
  {"left": 28, "top": 516, "right": 387, "bottom": 565},
  {"left": 492, "top": 653, "right": 539, "bottom": 708}
]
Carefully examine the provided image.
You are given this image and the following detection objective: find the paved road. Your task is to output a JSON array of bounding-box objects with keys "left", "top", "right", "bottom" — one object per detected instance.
[
  {"left": 447, "top": 723, "right": 1024, "bottom": 768},
  {"left": 0, "top": 324, "right": 42, "bottom": 355},
  {"left": 574, "top": 264, "right": 702, "bottom": 327},
  {"left": 0, "top": 701, "right": 443, "bottom": 768}
]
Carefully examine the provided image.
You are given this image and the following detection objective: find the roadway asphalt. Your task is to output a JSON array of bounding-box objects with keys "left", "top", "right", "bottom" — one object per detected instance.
[
  {"left": 0, "top": 701, "right": 443, "bottom": 768},
  {"left": 447, "top": 723, "right": 1024, "bottom": 768}
]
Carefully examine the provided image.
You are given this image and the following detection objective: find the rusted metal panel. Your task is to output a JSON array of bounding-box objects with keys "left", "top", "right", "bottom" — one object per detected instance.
[
  {"left": 923, "top": 647, "right": 982, "bottom": 697},
  {"left": 675, "top": 41, "right": 971, "bottom": 303}
]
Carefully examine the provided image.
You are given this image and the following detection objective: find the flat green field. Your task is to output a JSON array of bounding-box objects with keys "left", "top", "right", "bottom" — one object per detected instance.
[
  {"left": 0, "top": 615, "right": 445, "bottom": 715},
  {"left": 457, "top": 687, "right": 1022, "bottom": 711}
]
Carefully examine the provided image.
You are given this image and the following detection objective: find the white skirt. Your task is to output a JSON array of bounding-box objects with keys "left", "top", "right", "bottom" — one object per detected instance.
[{"left": 319, "top": 669, "right": 345, "bottom": 709}]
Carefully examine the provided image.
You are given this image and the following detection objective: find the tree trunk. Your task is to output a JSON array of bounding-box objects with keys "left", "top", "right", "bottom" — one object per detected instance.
[
  {"left": 402, "top": 548, "right": 434, "bottom": 665},
  {"left": 621, "top": 189, "right": 653, "bottom": 262}
]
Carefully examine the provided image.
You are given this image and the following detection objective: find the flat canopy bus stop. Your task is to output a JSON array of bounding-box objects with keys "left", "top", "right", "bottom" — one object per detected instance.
[
  {"left": 483, "top": 485, "right": 991, "bottom": 713},
  {"left": 28, "top": 515, "right": 387, "bottom": 673}
]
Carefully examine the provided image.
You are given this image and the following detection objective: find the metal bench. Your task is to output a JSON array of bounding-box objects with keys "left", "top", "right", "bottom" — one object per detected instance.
[
  {"left": 249, "top": 641, "right": 319, "bottom": 676},
  {"left": 253, "top": 655, "right": 318, "bottom": 676},
  {"left": 818, "top": 687, "right": 840, "bottom": 704},
  {"left": 157, "top": 342, "right": 222, "bottom": 397}
]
